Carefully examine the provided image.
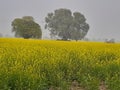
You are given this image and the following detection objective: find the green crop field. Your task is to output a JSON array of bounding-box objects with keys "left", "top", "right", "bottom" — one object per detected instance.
[{"left": 0, "top": 38, "right": 120, "bottom": 90}]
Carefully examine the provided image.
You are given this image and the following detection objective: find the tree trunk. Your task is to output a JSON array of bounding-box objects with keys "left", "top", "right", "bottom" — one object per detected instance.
[{"left": 62, "top": 36, "right": 68, "bottom": 41}]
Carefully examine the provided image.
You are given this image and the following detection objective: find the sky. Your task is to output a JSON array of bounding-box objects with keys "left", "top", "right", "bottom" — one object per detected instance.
[{"left": 0, "top": 0, "right": 120, "bottom": 40}]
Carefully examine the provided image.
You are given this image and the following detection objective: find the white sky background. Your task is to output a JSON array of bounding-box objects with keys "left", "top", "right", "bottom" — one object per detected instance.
[{"left": 0, "top": 0, "right": 120, "bottom": 40}]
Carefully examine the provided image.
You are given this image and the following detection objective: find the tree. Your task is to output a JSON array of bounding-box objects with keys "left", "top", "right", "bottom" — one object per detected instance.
[
  {"left": 12, "top": 16, "right": 42, "bottom": 39},
  {"left": 45, "top": 8, "right": 89, "bottom": 41},
  {"left": 0, "top": 33, "right": 3, "bottom": 37},
  {"left": 105, "top": 39, "right": 115, "bottom": 43},
  {"left": 22, "top": 16, "right": 34, "bottom": 21}
]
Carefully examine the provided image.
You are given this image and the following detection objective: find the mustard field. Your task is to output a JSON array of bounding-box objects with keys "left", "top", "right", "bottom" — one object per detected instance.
[{"left": 0, "top": 38, "right": 120, "bottom": 90}]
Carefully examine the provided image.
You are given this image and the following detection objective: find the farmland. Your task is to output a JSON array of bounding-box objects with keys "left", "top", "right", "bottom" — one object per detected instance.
[{"left": 0, "top": 38, "right": 120, "bottom": 90}]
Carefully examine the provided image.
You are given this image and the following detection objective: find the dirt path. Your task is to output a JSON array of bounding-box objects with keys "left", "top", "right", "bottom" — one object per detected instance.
[{"left": 49, "top": 81, "right": 107, "bottom": 90}]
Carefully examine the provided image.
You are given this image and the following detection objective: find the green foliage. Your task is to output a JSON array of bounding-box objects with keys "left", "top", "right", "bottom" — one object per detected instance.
[
  {"left": 22, "top": 16, "right": 34, "bottom": 21},
  {"left": 45, "top": 8, "right": 89, "bottom": 40},
  {"left": 12, "top": 16, "right": 42, "bottom": 39}
]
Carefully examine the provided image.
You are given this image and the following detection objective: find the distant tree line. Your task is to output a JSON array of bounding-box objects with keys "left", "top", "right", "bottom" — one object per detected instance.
[
  {"left": 0, "top": 33, "right": 3, "bottom": 37},
  {"left": 11, "top": 8, "right": 90, "bottom": 40},
  {"left": 105, "top": 39, "right": 115, "bottom": 43}
]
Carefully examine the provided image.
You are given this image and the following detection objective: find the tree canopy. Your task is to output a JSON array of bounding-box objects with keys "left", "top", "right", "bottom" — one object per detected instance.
[
  {"left": 45, "top": 8, "right": 89, "bottom": 40},
  {"left": 12, "top": 16, "right": 42, "bottom": 39}
]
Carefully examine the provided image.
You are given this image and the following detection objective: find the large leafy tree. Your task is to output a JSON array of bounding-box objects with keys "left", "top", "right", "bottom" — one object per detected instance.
[
  {"left": 12, "top": 16, "right": 42, "bottom": 39},
  {"left": 45, "top": 8, "right": 89, "bottom": 41}
]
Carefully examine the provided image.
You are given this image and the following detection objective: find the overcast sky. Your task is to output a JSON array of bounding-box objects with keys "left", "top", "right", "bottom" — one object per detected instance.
[{"left": 0, "top": 0, "right": 120, "bottom": 40}]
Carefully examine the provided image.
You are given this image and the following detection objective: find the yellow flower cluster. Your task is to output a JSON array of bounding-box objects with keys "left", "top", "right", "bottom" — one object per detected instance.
[{"left": 0, "top": 38, "right": 120, "bottom": 90}]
